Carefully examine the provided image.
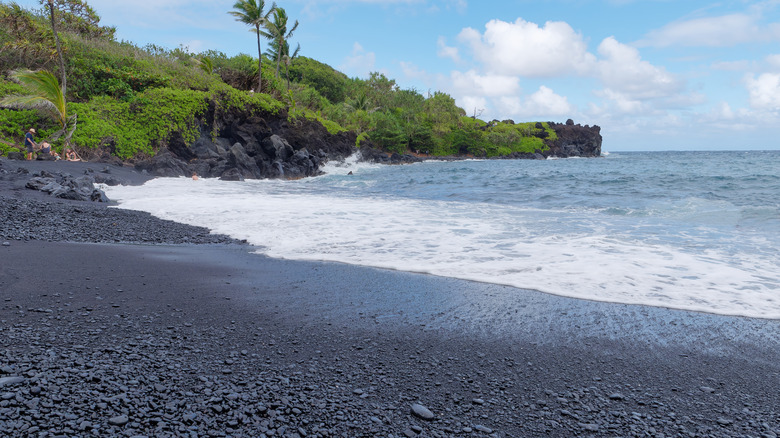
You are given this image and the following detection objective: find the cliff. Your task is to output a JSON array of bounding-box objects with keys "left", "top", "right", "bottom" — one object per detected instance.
[
  {"left": 69, "top": 106, "right": 603, "bottom": 180},
  {"left": 547, "top": 119, "right": 602, "bottom": 158},
  {"left": 127, "top": 104, "right": 357, "bottom": 181}
]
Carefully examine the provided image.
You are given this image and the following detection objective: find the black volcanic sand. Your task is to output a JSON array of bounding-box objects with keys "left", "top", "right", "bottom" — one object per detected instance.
[{"left": 1, "top": 158, "right": 779, "bottom": 437}]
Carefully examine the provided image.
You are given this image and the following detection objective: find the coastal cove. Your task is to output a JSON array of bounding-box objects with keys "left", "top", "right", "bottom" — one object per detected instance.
[
  {"left": 2, "top": 1, "right": 780, "bottom": 436},
  {"left": 1, "top": 156, "right": 780, "bottom": 437}
]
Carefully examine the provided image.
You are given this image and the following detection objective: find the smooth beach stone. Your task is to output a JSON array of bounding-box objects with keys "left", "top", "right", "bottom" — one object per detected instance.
[
  {"left": 0, "top": 377, "right": 24, "bottom": 387},
  {"left": 580, "top": 423, "right": 599, "bottom": 432},
  {"left": 108, "top": 415, "right": 129, "bottom": 426},
  {"left": 410, "top": 403, "right": 434, "bottom": 420}
]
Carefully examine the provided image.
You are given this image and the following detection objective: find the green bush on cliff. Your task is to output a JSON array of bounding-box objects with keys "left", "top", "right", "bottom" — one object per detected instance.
[
  {"left": 288, "top": 57, "right": 348, "bottom": 104},
  {"left": 209, "top": 82, "right": 284, "bottom": 118},
  {"left": 66, "top": 37, "right": 223, "bottom": 102},
  {"left": 70, "top": 88, "right": 208, "bottom": 157}
]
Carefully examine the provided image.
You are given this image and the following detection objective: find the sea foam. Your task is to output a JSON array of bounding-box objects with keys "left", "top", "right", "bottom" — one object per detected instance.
[{"left": 103, "top": 154, "right": 780, "bottom": 319}]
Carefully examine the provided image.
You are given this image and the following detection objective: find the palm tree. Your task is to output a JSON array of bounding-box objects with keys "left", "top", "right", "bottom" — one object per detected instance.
[
  {"left": 282, "top": 42, "right": 301, "bottom": 89},
  {"left": 228, "top": 0, "right": 276, "bottom": 93},
  {"left": 0, "top": 69, "right": 77, "bottom": 146},
  {"left": 194, "top": 56, "right": 214, "bottom": 74},
  {"left": 261, "top": 7, "right": 298, "bottom": 79},
  {"left": 45, "top": 0, "right": 67, "bottom": 96}
]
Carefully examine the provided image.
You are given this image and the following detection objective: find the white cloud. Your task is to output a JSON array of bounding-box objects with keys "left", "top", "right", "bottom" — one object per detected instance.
[
  {"left": 595, "top": 89, "right": 644, "bottom": 114},
  {"left": 437, "top": 37, "right": 460, "bottom": 63},
  {"left": 449, "top": 70, "right": 520, "bottom": 97},
  {"left": 339, "top": 43, "right": 376, "bottom": 78},
  {"left": 637, "top": 10, "right": 780, "bottom": 48},
  {"left": 457, "top": 18, "right": 596, "bottom": 77},
  {"left": 711, "top": 60, "right": 752, "bottom": 72},
  {"left": 638, "top": 14, "right": 762, "bottom": 47},
  {"left": 521, "top": 86, "right": 572, "bottom": 117},
  {"left": 766, "top": 54, "right": 780, "bottom": 71},
  {"left": 400, "top": 61, "right": 431, "bottom": 83},
  {"left": 457, "top": 96, "right": 489, "bottom": 117},
  {"left": 445, "top": 0, "right": 467, "bottom": 14},
  {"left": 596, "top": 37, "right": 683, "bottom": 100},
  {"left": 491, "top": 86, "right": 572, "bottom": 120},
  {"left": 746, "top": 73, "right": 780, "bottom": 110}
]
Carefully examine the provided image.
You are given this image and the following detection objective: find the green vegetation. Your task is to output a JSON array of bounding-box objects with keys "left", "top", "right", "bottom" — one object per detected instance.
[
  {"left": 228, "top": 0, "right": 275, "bottom": 94},
  {"left": 0, "top": 0, "right": 555, "bottom": 160},
  {"left": 1, "top": 69, "right": 75, "bottom": 146}
]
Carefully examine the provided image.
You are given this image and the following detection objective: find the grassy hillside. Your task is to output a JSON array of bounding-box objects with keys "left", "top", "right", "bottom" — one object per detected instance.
[{"left": 0, "top": 1, "right": 555, "bottom": 159}]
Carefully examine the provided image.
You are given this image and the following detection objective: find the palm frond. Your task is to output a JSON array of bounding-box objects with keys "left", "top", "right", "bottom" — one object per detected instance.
[{"left": 0, "top": 69, "right": 67, "bottom": 127}]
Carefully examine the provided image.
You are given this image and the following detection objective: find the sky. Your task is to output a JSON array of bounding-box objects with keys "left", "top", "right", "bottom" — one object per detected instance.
[{"left": 13, "top": 0, "right": 780, "bottom": 151}]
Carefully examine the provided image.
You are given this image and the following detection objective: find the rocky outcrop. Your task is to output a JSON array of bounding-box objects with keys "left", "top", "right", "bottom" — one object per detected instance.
[
  {"left": 133, "top": 104, "right": 358, "bottom": 180},
  {"left": 24, "top": 169, "right": 109, "bottom": 202},
  {"left": 547, "top": 120, "right": 602, "bottom": 158},
  {"left": 357, "top": 143, "right": 423, "bottom": 165}
]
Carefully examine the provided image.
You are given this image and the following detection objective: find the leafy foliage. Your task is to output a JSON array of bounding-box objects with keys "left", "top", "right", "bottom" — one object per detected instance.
[
  {"left": 228, "top": 0, "right": 274, "bottom": 93},
  {"left": 0, "top": 69, "right": 73, "bottom": 145},
  {"left": 288, "top": 57, "right": 348, "bottom": 104},
  {"left": 0, "top": 1, "right": 562, "bottom": 161},
  {"left": 261, "top": 7, "right": 298, "bottom": 79},
  {"left": 0, "top": 79, "right": 27, "bottom": 98},
  {"left": 70, "top": 88, "right": 208, "bottom": 158},
  {"left": 0, "top": 107, "right": 48, "bottom": 150}
]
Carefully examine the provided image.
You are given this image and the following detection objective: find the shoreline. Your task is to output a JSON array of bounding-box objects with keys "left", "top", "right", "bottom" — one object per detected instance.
[{"left": 1, "top": 158, "right": 779, "bottom": 437}]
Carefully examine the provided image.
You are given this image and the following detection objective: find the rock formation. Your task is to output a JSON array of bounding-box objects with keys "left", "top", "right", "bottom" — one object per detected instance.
[{"left": 547, "top": 121, "right": 602, "bottom": 158}]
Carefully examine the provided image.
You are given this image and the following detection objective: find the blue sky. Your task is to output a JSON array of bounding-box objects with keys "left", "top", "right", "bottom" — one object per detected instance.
[{"left": 14, "top": 0, "right": 780, "bottom": 151}]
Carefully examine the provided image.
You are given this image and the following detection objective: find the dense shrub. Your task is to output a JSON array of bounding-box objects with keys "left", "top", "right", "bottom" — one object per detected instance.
[
  {"left": 70, "top": 88, "right": 208, "bottom": 157},
  {"left": 288, "top": 57, "right": 348, "bottom": 104}
]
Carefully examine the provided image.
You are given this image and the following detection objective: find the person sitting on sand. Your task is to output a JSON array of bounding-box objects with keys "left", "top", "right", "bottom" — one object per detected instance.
[
  {"left": 37, "top": 141, "right": 61, "bottom": 160},
  {"left": 24, "top": 128, "right": 37, "bottom": 160},
  {"left": 65, "top": 148, "right": 80, "bottom": 161}
]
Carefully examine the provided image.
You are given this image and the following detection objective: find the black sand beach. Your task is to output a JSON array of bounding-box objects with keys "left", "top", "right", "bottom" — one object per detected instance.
[{"left": 1, "top": 158, "right": 779, "bottom": 437}]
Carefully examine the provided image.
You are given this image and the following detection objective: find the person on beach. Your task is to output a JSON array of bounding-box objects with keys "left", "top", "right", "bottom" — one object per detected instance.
[
  {"left": 24, "top": 128, "right": 37, "bottom": 160},
  {"left": 65, "top": 148, "right": 80, "bottom": 161},
  {"left": 37, "top": 141, "right": 61, "bottom": 160}
]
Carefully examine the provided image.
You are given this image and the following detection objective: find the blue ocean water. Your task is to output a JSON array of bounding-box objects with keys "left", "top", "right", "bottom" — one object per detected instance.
[{"left": 104, "top": 150, "right": 780, "bottom": 319}]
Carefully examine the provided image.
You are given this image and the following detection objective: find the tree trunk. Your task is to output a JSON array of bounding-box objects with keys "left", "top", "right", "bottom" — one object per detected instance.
[
  {"left": 255, "top": 24, "right": 262, "bottom": 93},
  {"left": 275, "top": 38, "right": 281, "bottom": 78},
  {"left": 47, "top": 0, "right": 66, "bottom": 97}
]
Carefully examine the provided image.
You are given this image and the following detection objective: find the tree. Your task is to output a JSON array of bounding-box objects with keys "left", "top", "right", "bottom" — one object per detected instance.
[
  {"left": 195, "top": 56, "right": 214, "bottom": 74},
  {"left": 43, "top": 0, "right": 115, "bottom": 39},
  {"left": 0, "top": 69, "right": 77, "bottom": 147},
  {"left": 261, "top": 7, "right": 298, "bottom": 79},
  {"left": 43, "top": 0, "right": 66, "bottom": 96},
  {"left": 288, "top": 56, "right": 348, "bottom": 103},
  {"left": 281, "top": 42, "right": 300, "bottom": 89},
  {"left": 228, "top": 0, "right": 275, "bottom": 93}
]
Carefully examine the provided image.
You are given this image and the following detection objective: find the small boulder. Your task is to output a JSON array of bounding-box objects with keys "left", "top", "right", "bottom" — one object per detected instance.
[{"left": 410, "top": 403, "right": 434, "bottom": 421}]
